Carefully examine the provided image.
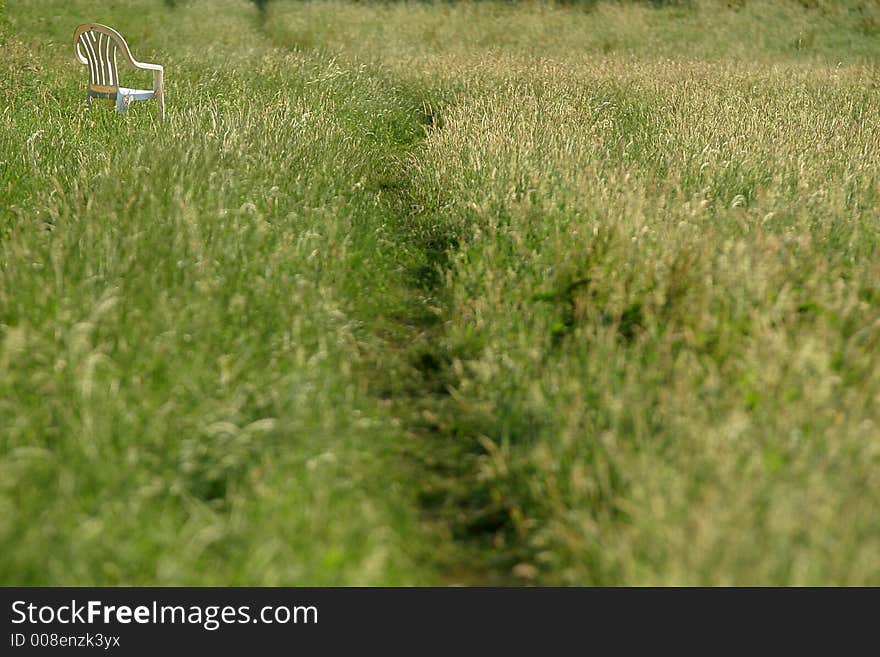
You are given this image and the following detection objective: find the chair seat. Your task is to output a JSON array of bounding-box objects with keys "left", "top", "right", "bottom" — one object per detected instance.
[{"left": 118, "top": 87, "right": 155, "bottom": 101}]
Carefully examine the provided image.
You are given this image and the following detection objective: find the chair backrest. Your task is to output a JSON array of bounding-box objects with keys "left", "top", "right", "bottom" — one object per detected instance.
[{"left": 74, "top": 24, "right": 130, "bottom": 92}]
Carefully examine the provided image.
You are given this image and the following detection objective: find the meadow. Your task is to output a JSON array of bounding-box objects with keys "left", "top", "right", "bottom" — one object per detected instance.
[{"left": 2, "top": 0, "right": 879, "bottom": 585}]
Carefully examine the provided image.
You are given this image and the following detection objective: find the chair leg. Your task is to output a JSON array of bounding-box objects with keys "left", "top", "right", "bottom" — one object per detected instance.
[
  {"left": 157, "top": 89, "right": 165, "bottom": 121},
  {"left": 116, "top": 92, "right": 126, "bottom": 114}
]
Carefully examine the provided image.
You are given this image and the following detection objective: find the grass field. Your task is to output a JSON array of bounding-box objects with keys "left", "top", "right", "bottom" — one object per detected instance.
[{"left": 2, "top": 0, "right": 879, "bottom": 585}]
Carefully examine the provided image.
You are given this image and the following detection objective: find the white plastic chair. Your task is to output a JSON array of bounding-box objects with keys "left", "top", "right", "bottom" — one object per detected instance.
[{"left": 74, "top": 23, "right": 165, "bottom": 120}]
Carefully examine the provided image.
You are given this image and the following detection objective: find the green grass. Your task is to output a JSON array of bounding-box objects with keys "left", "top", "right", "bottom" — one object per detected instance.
[
  {"left": 1, "top": 0, "right": 441, "bottom": 585},
  {"left": 2, "top": 0, "right": 880, "bottom": 585}
]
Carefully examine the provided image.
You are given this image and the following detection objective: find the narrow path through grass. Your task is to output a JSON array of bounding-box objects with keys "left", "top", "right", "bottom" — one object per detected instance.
[{"left": 363, "top": 115, "right": 511, "bottom": 585}]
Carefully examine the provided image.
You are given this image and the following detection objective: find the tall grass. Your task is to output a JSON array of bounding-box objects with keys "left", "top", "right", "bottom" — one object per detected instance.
[
  {"left": 3, "top": 0, "right": 879, "bottom": 584},
  {"left": 1, "top": 0, "right": 439, "bottom": 584},
  {"left": 269, "top": 0, "right": 880, "bottom": 584},
  {"left": 408, "top": 64, "right": 880, "bottom": 583}
]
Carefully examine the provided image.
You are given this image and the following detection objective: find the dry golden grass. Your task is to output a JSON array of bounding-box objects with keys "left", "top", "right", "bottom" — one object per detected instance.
[{"left": 268, "top": 0, "right": 880, "bottom": 584}]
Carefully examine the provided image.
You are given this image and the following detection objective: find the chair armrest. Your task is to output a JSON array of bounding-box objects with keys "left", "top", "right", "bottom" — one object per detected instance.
[
  {"left": 133, "top": 61, "right": 163, "bottom": 73},
  {"left": 133, "top": 61, "right": 164, "bottom": 93}
]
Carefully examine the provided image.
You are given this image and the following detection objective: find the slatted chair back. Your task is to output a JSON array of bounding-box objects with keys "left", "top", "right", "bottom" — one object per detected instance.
[{"left": 74, "top": 24, "right": 124, "bottom": 94}]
